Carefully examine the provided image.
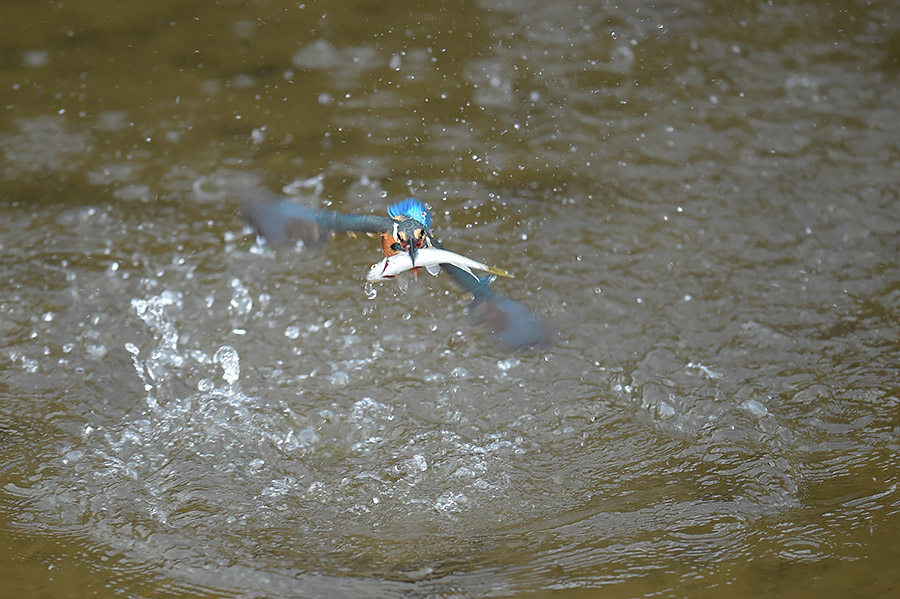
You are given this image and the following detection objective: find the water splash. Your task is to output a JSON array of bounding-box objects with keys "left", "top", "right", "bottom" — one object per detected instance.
[
  {"left": 129, "top": 291, "right": 185, "bottom": 394},
  {"left": 281, "top": 173, "right": 324, "bottom": 197},
  {"left": 124, "top": 341, "right": 150, "bottom": 392},
  {"left": 192, "top": 175, "right": 226, "bottom": 199},
  {"left": 396, "top": 276, "right": 410, "bottom": 294},
  {"left": 229, "top": 277, "right": 253, "bottom": 316},
  {"left": 213, "top": 345, "right": 241, "bottom": 386},
  {"left": 131, "top": 291, "right": 182, "bottom": 349}
]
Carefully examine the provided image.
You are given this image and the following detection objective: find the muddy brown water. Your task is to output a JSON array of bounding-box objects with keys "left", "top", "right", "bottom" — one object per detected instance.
[{"left": 2, "top": 1, "right": 899, "bottom": 597}]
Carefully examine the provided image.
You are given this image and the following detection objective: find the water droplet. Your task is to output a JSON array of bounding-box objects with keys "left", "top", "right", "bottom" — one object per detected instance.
[
  {"left": 86, "top": 343, "right": 107, "bottom": 359},
  {"left": 450, "top": 366, "right": 468, "bottom": 378},
  {"left": 296, "top": 428, "right": 319, "bottom": 445},
  {"left": 404, "top": 454, "right": 428, "bottom": 474},
  {"left": 213, "top": 346, "right": 240, "bottom": 385},
  {"left": 742, "top": 399, "right": 768, "bottom": 417},
  {"left": 497, "top": 358, "right": 520, "bottom": 371},
  {"left": 284, "top": 325, "right": 300, "bottom": 339},
  {"left": 229, "top": 278, "right": 253, "bottom": 315},
  {"left": 657, "top": 402, "right": 676, "bottom": 418},
  {"left": 434, "top": 491, "right": 468, "bottom": 512},
  {"left": 330, "top": 371, "right": 349, "bottom": 386}
]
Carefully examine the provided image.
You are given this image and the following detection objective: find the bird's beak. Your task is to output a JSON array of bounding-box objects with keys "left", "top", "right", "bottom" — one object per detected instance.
[{"left": 407, "top": 242, "right": 420, "bottom": 280}]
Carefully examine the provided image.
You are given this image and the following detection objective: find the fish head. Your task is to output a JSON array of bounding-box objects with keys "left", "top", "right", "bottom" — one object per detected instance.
[{"left": 366, "top": 259, "right": 393, "bottom": 282}]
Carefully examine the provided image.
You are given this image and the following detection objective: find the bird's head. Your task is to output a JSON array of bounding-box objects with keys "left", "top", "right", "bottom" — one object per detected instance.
[{"left": 394, "top": 219, "right": 428, "bottom": 265}]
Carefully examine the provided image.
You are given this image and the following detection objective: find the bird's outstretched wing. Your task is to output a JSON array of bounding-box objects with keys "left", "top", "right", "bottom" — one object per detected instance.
[
  {"left": 241, "top": 193, "right": 554, "bottom": 352},
  {"left": 430, "top": 239, "right": 554, "bottom": 352},
  {"left": 242, "top": 190, "right": 394, "bottom": 248}
]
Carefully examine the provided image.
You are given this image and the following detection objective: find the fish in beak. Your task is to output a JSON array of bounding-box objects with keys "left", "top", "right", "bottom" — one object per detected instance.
[
  {"left": 408, "top": 239, "right": 419, "bottom": 280},
  {"left": 366, "top": 248, "right": 511, "bottom": 283}
]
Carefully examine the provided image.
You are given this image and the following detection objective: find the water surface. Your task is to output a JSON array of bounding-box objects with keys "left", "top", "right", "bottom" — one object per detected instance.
[{"left": 2, "top": 0, "right": 899, "bottom": 597}]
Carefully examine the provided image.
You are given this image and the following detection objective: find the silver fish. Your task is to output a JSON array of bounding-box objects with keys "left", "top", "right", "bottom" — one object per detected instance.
[{"left": 367, "top": 247, "right": 512, "bottom": 282}]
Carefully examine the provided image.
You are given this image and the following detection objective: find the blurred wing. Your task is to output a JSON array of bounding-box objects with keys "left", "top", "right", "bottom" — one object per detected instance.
[
  {"left": 242, "top": 191, "right": 554, "bottom": 352},
  {"left": 242, "top": 192, "right": 394, "bottom": 248},
  {"left": 433, "top": 238, "right": 554, "bottom": 352}
]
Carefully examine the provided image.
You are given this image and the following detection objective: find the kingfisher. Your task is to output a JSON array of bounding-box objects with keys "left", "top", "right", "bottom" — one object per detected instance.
[
  {"left": 241, "top": 190, "right": 553, "bottom": 351},
  {"left": 381, "top": 198, "right": 437, "bottom": 278}
]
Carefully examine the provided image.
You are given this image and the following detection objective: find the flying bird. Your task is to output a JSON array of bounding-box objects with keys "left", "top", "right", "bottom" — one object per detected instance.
[{"left": 241, "top": 191, "right": 553, "bottom": 352}]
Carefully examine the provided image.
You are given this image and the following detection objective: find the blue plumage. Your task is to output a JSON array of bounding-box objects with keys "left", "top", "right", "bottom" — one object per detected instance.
[
  {"left": 242, "top": 192, "right": 553, "bottom": 351},
  {"left": 388, "top": 198, "right": 432, "bottom": 228}
]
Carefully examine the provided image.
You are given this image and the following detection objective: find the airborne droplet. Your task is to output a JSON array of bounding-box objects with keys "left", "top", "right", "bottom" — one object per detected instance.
[{"left": 213, "top": 345, "right": 240, "bottom": 385}]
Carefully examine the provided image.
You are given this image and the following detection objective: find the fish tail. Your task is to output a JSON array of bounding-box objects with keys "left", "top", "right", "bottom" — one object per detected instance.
[{"left": 485, "top": 265, "right": 514, "bottom": 278}]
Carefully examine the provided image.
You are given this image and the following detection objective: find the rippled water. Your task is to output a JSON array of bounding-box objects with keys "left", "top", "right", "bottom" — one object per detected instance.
[{"left": 2, "top": 0, "right": 899, "bottom": 597}]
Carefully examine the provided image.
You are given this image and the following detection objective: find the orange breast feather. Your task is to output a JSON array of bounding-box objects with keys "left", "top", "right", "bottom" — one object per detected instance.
[{"left": 381, "top": 233, "right": 400, "bottom": 257}]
